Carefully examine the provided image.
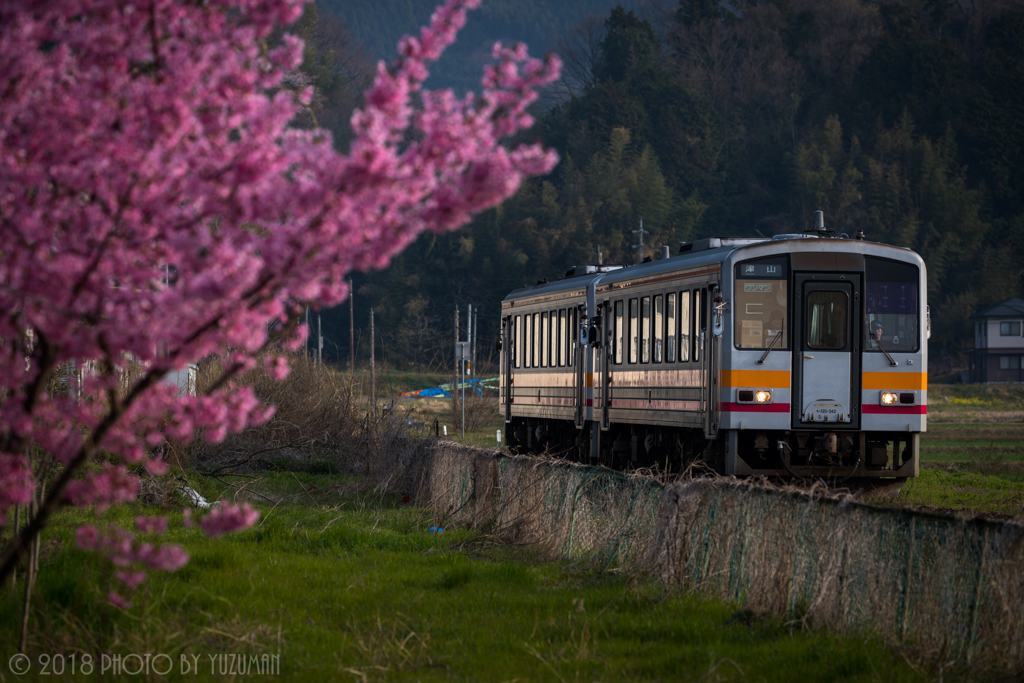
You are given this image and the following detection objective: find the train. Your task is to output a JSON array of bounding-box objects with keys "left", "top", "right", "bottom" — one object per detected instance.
[{"left": 498, "top": 213, "right": 928, "bottom": 480}]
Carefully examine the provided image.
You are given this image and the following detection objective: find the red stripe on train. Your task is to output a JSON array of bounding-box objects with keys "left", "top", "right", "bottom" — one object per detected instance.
[
  {"left": 720, "top": 402, "right": 791, "bottom": 413},
  {"left": 862, "top": 405, "right": 927, "bottom": 414}
]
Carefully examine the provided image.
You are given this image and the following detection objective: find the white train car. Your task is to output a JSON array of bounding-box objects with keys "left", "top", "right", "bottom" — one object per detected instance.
[{"left": 499, "top": 216, "right": 928, "bottom": 479}]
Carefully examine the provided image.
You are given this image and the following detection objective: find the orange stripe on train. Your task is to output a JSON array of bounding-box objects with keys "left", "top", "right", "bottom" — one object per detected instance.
[
  {"left": 862, "top": 372, "right": 927, "bottom": 390},
  {"left": 720, "top": 369, "right": 791, "bottom": 388}
]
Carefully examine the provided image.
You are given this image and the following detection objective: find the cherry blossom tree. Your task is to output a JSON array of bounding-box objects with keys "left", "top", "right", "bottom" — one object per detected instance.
[{"left": 0, "top": 0, "right": 559, "bottom": 595}]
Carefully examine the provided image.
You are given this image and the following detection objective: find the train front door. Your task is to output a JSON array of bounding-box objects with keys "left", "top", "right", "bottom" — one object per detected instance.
[
  {"left": 793, "top": 275, "right": 861, "bottom": 429},
  {"left": 502, "top": 315, "right": 513, "bottom": 423}
]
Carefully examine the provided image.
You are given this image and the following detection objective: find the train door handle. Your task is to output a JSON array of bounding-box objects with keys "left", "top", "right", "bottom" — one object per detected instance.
[{"left": 803, "top": 354, "right": 814, "bottom": 359}]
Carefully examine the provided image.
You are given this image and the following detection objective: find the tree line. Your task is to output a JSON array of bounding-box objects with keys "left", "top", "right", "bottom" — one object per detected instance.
[{"left": 309, "top": 0, "right": 1024, "bottom": 370}]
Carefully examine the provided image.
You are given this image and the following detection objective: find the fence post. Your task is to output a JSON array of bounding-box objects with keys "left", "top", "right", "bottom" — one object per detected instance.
[{"left": 374, "top": 309, "right": 378, "bottom": 417}]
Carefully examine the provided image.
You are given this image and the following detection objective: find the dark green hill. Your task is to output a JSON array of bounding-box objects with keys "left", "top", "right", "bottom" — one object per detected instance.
[
  {"left": 317, "top": 0, "right": 639, "bottom": 92},
  {"left": 305, "top": 0, "right": 1024, "bottom": 375}
]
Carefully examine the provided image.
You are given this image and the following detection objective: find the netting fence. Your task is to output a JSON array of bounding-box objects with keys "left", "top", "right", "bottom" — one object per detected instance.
[{"left": 375, "top": 438, "right": 1024, "bottom": 673}]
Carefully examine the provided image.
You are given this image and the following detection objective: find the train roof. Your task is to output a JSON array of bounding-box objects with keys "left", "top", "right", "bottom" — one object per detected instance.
[{"left": 503, "top": 234, "right": 923, "bottom": 305}]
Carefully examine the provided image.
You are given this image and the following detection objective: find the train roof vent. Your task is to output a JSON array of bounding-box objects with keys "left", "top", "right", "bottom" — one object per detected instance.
[
  {"left": 563, "top": 264, "right": 624, "bottom": 278},
  {"left": 678, "top": 237, "right": 765, "bottom": 254}
]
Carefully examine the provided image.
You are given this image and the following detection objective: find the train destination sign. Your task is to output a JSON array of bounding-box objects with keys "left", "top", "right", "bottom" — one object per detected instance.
[{"left": 736, "top": 257, "right": 787, "bottom": 280}]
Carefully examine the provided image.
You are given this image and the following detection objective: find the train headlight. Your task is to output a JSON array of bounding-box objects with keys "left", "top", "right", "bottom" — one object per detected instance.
[
  {"left": 737, "top": 389, "right": 772, "bottom": 404},
  {"left": 880, "top": 391, "right": 899, "bottom": 406}
]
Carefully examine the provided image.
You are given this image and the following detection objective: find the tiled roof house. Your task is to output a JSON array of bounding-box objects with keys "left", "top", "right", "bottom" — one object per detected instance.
[{"left": 970, "top": 296, "right": 1024, "bottom": 383}]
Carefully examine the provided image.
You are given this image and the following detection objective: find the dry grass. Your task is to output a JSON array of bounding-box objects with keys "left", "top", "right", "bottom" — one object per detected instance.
[
  {"left": 167, "top": 353, "right": 378, "bottom": 477},
  {"left": 447, "top": 392, "right": 500, "bottom": 434}
]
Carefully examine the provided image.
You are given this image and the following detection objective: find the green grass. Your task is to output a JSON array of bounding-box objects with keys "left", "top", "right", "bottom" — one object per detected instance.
[
  {"left": 920, "top": 424, "right": 1024, "bottom": 463},
  {"left": 882, "top": 386, "right": 1024, "bottom": 516},
  {"left": 926, "top": 385, "right": 1024, "bottom": 425},
  {"left": 2, "top": 473, "right": 935, "bottom": 682},
  {"left": 896, "top": 468, "right": 1024, "bottom": 516}
]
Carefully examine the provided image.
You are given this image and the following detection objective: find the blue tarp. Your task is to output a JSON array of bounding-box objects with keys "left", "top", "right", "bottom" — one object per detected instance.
[{"left": 401, "top": 377, "right": 498, "bottom": 399}]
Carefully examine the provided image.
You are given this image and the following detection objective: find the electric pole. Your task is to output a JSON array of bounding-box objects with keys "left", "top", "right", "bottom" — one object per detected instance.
[
  {"left": 631, "top": 217, "right": 649, "bottom": 264},
  {"left": 369, "top": 308, "right": 375, "bottom": 418},
  {"left": 348, "top": 277, "right": 354, "bottom": 372}
]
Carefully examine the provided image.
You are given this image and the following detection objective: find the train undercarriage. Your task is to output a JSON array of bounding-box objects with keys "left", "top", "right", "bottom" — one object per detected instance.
[{"left": 506, "top": 416, "right": 919, "bottom": 481}]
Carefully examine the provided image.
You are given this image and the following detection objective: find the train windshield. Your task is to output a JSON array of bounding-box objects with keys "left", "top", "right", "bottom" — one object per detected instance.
[
  {"left": 866, "top": 257, "right": 919, "bottom": 353},
  {"left": 734, "top": 257, "right": 789, "bottom": 350}
]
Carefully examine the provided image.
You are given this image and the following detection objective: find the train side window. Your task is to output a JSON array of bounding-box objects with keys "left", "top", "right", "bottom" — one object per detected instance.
[
  {"left": 653, "top": 295, "right": 664, "bottom": 363},
  {"left": 666, "top": 293, "right": 676, "bottom": 362},
  {"left": 566, "top": 308, "right": 572, "bottom": 367},
  {"left": 569, "top": 308, "right": 575, "bottom": 366},
  {"left": 524, "top": 314, "right": 532, "bottom": 368},
  {"left": 552, "top": 311, "right": 559, "bottom": 365},
  {"left": 541, "top": 312, "right": 549, "bottom": 367},
  {"left": 514, "top": 315, "right": 521, "bottom": 368},
  {"left": 628, "top": 299, "right": 639, "bottom": 363},
  {"left": 692, "top": 289, "right": 701, "bottom": 362},
  {"left": 701, "top": 287, "right": 708, "bottom": 331},
  {"left": 561, "top": 309, "right": 569, "bottom": 366},
  {"left": 533, "top": 313, "right": 540, "bottom": 368},
  {"left": 551, "top": 310, "right": 559, "bottom": 366},
  {"left": 614, "top": 301, "right": 624, "bottom": 364},
  {"left": 569, "top": 307, "right": 577, "bottom": 366},
  {"left": 640, "top": 296, "right": 651, "bottom": 363},
  {"left": 679, "top": 291, "right": 690, "bottom": 361}
]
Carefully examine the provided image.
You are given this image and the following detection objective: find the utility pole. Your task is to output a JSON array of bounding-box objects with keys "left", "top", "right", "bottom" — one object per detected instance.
[
  {"left": 454, "top": 304, "right": 459, "bottom": 387},
  {"left": 305, "top": 307, "right": 310, "bottom": 360},
  {"left": 631, "top": 217, "right": 649, "bottom": 264},
  {"left": 369, "top": 308, "right": 375, "bottom": 418},
  {"left": 472, "top": 308, "right": 478, "bottom": 377},
  {"left": 317, "top": 314, "right": 322, "bottom": 367},
  {"left": 349, "top": 277, "right": 354, "bottom": 372}
]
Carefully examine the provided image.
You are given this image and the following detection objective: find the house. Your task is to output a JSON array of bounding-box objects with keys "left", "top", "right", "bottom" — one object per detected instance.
[{"left": 970, "top": 296, "right": 1024, "bottom": 383}]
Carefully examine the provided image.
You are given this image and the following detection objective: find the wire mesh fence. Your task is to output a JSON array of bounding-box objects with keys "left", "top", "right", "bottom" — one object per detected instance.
[
  {"left": 378, "top": 439, "right": 1024, "bottom": 673},
  {"left": 649, "top": 479, "right": 1024, "bottom": 671}
]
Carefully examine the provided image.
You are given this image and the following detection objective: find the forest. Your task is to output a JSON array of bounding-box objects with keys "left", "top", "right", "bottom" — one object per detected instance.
[{"left": 297, "top": 0, "right": 1024, "bottom": 374}]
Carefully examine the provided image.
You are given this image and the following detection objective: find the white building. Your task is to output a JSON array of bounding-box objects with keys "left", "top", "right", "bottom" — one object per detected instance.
[{"left": 970, "top": 296, "right": 1024, "bottom": 383}]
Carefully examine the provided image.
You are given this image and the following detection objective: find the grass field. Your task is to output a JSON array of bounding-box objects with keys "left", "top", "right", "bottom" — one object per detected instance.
[
  {"left": 891, "top": 385, "right": 1024, "bottom": 517},
  {"left": 1, "top": 474, "right": 937, "bottom": 683},
  {"left": 6, "top": 374, "right": 1017, "bottom": 681}
]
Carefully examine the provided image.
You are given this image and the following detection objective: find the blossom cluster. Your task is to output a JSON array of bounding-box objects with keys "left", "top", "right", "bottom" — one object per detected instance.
[
  {"left": 199, "top": 502, "right": 261, "bottom": 538},
  {"left": 76, "top": 523, "right": 190, "bottom": 608},
  {"left": 0, "top": 0, "right": 558, "bottom": 584}
]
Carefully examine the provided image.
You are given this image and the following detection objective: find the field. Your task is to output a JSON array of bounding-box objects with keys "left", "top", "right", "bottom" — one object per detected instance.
[
  {"left": 899, "top": 385, "right": 1024, "bottom": 517},
  {"left": 1, "top": 474, "right": 934, "bottom": 682},
  {"left": 3, "top": 373, "right": 1022, "bottom": 681}
]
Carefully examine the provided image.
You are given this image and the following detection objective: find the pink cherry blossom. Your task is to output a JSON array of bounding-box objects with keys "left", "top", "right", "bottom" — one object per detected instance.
[
  {"left": 0, "top": 0, "right": 559, "bottom": 589},
  {"left": 0, "top": 455, "right": 33, "bottom": 524},
  {"left": 75, "top": 525, "right": 100, "bottom": 551},
  {"left": 108, "top": 592, "right": 133, "bottom": 610},
  {"left": 114, "top": 570, "right": 147, "bottom": 590},
  {"left": 135, "top": 516, "right": 168, "bottom": 535},
  {"left": 63, "top": 465, "right": 140, "bottom": 513},
  {"left": 264, "top": 355, "right": 290, "bottom": 380},
  {"left": 200, "top": 502, "right": 261, "bottom": 538}
]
